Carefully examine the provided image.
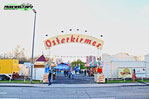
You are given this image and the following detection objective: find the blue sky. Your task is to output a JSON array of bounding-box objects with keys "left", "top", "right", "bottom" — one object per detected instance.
[{"left": 0, "top": 0, "right": 149, "bottom": 60}]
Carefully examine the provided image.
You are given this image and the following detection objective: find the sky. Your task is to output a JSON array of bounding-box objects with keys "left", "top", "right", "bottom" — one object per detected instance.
[{"left": 0, "top": 0, "right": 149, "bottom": 61}]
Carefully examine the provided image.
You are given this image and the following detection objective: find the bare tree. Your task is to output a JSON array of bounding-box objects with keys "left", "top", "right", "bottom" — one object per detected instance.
[
  {"left": 11, "top": 45, "right": 26, "bottom": 60},
  {"left": 8, "top": 51, "right": 13, "bottom": 58},
  {"left": 0, "top": 45, "right": 26, "bottom": 60},
  {"left": 13, "top": 45, "right": 20, "bottom": 59},
  {"left": 19, "top": 48, "right": 25, "bottom": 60}
]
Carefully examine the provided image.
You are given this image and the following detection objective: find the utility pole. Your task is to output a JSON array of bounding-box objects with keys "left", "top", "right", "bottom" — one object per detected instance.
[{"left": 30, "top": 9, "right": 37, "bottom": 83}]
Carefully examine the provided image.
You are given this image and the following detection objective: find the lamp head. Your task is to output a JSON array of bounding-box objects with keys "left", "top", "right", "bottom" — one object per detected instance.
[{"left": 32, "top": 9, "right": 37, "bottom": 13}]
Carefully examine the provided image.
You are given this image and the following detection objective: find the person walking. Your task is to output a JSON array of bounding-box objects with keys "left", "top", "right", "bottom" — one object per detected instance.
[
  {"left": 68, "top": 70, "right": 71, "bottom": 79},
  {"left": 66, "top": 70, "right": 68, "bottom": 76},
  {"left": 71, "top": 70, "right": 75, "bottom": 79},
  {"left": 53, "top": 70, "right": 56, "bottom": 80},
  {"left": 64, "top": 70, "right": 66, "bottom": 76},
  {"left": 133, "top": 69, "right": 136, "bottom": 82},
  {"left": 84, "top": 70, "right": 87, "bottom": 76},
  {"left": 48, "top": 70, "right": 52, "bottom": 86}
]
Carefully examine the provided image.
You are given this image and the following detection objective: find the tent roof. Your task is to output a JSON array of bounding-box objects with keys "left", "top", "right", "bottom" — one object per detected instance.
[
  {"left": 36, "top": 55, "right": 46, "bottom": 62},
  {"left": 89, "top": 60, "right": 97, "bottom": 65},
  {"left": 53, "top": 64, "right": 69, "bottom": 70}
]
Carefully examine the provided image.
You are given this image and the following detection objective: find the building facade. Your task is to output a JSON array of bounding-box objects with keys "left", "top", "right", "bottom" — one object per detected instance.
[{"left": 102, "top": 53, "right": 149, "bottom": 79}]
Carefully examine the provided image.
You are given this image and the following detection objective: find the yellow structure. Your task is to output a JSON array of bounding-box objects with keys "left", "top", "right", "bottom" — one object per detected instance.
[{"left": 0, "top": 59, "right": 20, "bottom": 74}]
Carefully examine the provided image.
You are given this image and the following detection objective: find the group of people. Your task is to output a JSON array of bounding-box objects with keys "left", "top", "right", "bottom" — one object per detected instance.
[
  {"left": 83, "top": 68, "right": 98, "bottom": 77},
  {"left": 48, "top": 69, "right": 76, "bottom": 86},
  {"left": 84, "top": 69, "right": 90, "bottom": 76},
  {"left": 64, "top": 70, "right": 69, "bottom": 77},
  {"left": 64, "top": 70, "right": 75, "bottom": 79}
]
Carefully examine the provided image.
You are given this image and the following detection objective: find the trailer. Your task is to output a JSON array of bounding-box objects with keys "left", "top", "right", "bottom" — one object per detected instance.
[{"left": 0, "top": 59, "right": 20, "bottom": 80}]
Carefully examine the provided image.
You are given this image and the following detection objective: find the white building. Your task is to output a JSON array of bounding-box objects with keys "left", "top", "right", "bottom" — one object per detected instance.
[{"left": 102, "top": 53, "right": 149, "bottom": 79}]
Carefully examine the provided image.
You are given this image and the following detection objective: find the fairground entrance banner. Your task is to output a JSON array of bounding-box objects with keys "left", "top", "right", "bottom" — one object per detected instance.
[{"left": 43, "top": 34, "right": 104, "bottom": 50}]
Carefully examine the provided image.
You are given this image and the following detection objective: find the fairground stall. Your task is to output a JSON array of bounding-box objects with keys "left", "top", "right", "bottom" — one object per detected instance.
[
  {"left": 85, "top": 56, "right": 105, "bottom": 83},
  {"left": 33, "top": 55, "right": 46, "bottom": 80},
  {"left": 85, "top": 56, "right": 98, "bottom": 76}
]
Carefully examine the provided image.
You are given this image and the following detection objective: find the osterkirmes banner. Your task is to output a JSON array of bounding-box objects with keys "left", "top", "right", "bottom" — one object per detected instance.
[{"left": 43, "top": 34, "right": 104, "bottom": 50}]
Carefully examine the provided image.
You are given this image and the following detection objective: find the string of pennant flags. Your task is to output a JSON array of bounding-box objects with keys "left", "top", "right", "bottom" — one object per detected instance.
[{"left": 51, "top": 56, "right": 100, "bottom": 58}]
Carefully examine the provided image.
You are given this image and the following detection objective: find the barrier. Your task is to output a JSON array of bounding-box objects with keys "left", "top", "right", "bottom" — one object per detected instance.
[
  {"left": 43, "top": 74, "right": 48, "bottom": 83},
  {"left": 94, "top": 74, "right": 105, "bottom": 83}
]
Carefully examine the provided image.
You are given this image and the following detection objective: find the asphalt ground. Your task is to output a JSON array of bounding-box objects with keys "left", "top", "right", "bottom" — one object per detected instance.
[
  {"left": 0, "top": 85, "right": 149, "bottom": 99},
  {"left": 52, "top": 73, "right": 94, "bottom": 84},
  {"left": 0, "top": 73, "right": 149, "bottom": 99}
]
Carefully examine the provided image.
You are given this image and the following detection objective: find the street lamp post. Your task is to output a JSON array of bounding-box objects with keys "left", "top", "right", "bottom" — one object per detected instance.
[{"left": 30, "top": 9, "right": 37, "bottom": 83}]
